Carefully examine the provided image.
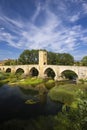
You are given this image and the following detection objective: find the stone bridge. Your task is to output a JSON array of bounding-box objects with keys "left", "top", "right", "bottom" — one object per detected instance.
[{"left": 0, "top": 51, "right": 87, "bottom": 80}]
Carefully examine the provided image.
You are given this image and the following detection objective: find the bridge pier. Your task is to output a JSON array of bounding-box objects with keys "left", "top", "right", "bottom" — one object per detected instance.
[
  {"left": 1, "top": 51, "right": 87, "bottom": 80},
  {"left": 54, "top": 74, "right": 64, "bottom": 81},
  {"left": 38, "top": 66, "right": 45, "bottom": 78}
]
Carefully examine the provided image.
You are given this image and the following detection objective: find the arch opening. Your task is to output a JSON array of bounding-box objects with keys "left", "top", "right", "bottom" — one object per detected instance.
[
  {"left": 15, "top": 68, "right": 24, "bottom": 74},
  {"left": 29, "top": 67, "right": 39, "bottom": 77},
  {"left": 6, "top": 68, "right": 11, "bottom": 73},
  {"left": 44, "top": 68, "right": 56, "bottom": 79},
  {"left": 61, "top": 70, "right": 78, "bottom": 80}
]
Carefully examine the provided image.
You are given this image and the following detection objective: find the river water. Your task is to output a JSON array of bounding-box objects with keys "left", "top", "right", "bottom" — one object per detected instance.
[{"left": 0, "top": 85, "right": 62, "bottom": 123}]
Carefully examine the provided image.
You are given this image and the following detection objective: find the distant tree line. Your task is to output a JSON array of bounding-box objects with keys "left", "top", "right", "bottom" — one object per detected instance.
[{"left": 4, "top": 49, "right": 87, "bottom": 66}]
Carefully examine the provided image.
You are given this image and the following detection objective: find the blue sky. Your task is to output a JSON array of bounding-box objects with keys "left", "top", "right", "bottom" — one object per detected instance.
[{"left": 0, "top": 0, "right": 87, "bottom": 60}]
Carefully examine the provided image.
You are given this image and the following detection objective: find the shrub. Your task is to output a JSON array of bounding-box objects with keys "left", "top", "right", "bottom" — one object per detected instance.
[{"left": 45, "top": 80, "right": 55, "bottom": 89}]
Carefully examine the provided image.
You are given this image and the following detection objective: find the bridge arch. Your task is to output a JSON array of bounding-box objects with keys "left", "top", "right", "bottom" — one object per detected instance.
[
  {"left": 6, "top": 68, "right": 11, "bottom": 73},
  {"left": 44, "top": 67, "right": 56, "bottom": 79},
  {"left": 61, "top": 69, "right": 78, "bottom": 80},
  {"left": 15, "top": 68, "right": 24, "bottom": 74},
  {"left": 29, "top": 67, "right": 39, "bottom": 76}
]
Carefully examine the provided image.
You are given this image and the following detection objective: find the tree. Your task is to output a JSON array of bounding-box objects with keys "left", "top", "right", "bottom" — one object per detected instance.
[
  {"left": 47, "top": 52, "right": 57, "bottom": 65},
  {"left": 18, "top": 49, "right": 74, "bottom": 65},
  {"left": 47, "top": 52, "right": 74, "bottom": 65},
  {"left": 81, "top": 56, "right": 87, "bottom": 66},
  {"left": 58, "top": 53, "right": 74, "bottom": 65},
  {"left": 4, "top": 59, "right": 18, "bottom": 65},
  {"left": 18, "top": 50, "right": 39, "bottom": 65}
]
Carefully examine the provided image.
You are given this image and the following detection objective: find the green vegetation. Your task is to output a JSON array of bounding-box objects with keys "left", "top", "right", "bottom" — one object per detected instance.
[
  {"left": 18, "top": 49, "right": 39, "bottom": 65},
  {"left": 45, "top": 79, "right": 55, "bottom": 89},
  {"left": 0, "top": 71, "right": 87, "bottom": 130},
  {"left": 18, "top": 49, "right": 75, "bottom": 65},
  {"left": 47, "top": 51, "right": 74, "bottom": 65},
  {"left": 0, "top": 99, "right": 87, "bottom": 130},
  {"left": 4, "top": 59, "right": 18, "bottom": 65},
  {"left": 0, "top": 72, "right": 10, "bottom": 86},
  {"left": 16, "top": 77, "right": 44, "bottom": 87},
  {"left": 2, "top": 49, "right": 87, "bottom": 66},
  {"left": 48, "top": 84, "right": 87, "bottom": 108},
  {"left": 0, "top": 71, "right": 44, "bottom": 88},
  {"left": 25, "top": 99, "right": 39, "bottom": 104},
  {"left": 81, "top": 56, "right": 87, "bottom": 66},
  {"left": 1, "top": 49, "right": 87, "bottom": 129},
  {"left": 3, "top": 49, "right": 75, "bottom": 65}
]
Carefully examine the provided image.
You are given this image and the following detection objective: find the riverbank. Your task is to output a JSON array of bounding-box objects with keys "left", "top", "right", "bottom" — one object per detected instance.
[{"left": 0, "top": 72, "right": 87, "bottom": 130}]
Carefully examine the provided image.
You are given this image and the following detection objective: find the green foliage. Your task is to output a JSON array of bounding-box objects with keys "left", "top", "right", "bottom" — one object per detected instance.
[
  {"left": 18, "top": 49, "right": 39, "bottom": 65},
  {"left": 54, "top": 112, "right": 71, "bottom": 130},
  {"left": 47, "top": 51, "right": 58, "bottom": 65},
  {"left": 18, "top": 49, "right": 74, "bottom": 65},
  {"left": 0, "top": 100, "right": 87, "bottom": 130},
  {"left": 65, "top": 99, "right": 87, "bottom": 130},
  {"left": 49, "top": 87, "right": 75, "bottom": 105},
  {"left": 81, "top": 56, "right": 87, "bottom": 66},
  {"left": 17, "top": 77, "right": 44, "bottom": 87},
  {"left": 47, "top": 52, "right": 74, "bottom": 65},
  {"left": 74, "top": 61, "right": 81, "bottom": 66},
  {"left": 48, "top": 84, "right": 87, "bottom": 107},
  {"left": 25, "top": 99, "right": 38, "bottom": 104},
  {"left": 4, "top": 59, "right": 18, "bottom": 65},
  {"left": 57, "top": 53, "right": 74, "bottom": 65},
  {"left": 0, "top": 82, "right": 87, "bottom": 130},
  {"left": 45, "top": 79, "right": 55, "bottom": 89}
]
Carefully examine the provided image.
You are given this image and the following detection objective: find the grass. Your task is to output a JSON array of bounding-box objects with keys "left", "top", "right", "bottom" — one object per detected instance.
[
  {"left": 48, "top": 86, "right": 75, "bottom": 106},
  {"left": 17, "top": 77, "right": 44, "bottom": 87},
  {"left": 48, "top": 84, "right": 87, "bottom": 108}
]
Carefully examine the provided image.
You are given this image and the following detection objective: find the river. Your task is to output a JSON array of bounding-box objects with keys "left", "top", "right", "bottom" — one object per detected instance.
[{"left": 0, "top": 85, "right": 62, "bottom": 123}]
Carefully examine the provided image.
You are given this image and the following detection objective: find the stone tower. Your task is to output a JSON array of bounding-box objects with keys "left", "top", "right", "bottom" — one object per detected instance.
[
  {"left": 39, "top": 50, "right": 47, "bottom": 66},
  {"left": 38, "top": 50, "right": 47, "bottom": 77}
]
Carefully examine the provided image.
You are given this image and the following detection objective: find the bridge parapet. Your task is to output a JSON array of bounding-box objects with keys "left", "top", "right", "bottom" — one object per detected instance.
[{"left": 0, "top": 65, "right": 87, "bottom": 80}]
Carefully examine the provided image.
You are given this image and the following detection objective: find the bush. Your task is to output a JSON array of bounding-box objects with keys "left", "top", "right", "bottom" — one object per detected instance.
[{"left": 45, "top": 80, "right": 55, "bottom": 89}]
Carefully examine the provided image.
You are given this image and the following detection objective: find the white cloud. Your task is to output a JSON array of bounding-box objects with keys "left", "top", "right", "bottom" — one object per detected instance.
[
  {"left": 31, "top": 2, "right": 41, "bottom": 22},
  {"left": 69, "top": 13, "right": 80, "bottom": 22},
  {"left": 82, "top": 3, "right": 87, "bottom": 14},
  {"left": 0, "top": 0, "right": 87, "bottom": 60}
]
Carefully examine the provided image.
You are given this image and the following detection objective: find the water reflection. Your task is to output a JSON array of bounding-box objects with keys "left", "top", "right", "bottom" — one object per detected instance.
[{"left": 0, "top": 85, "right": 62, "bottom": 123}]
